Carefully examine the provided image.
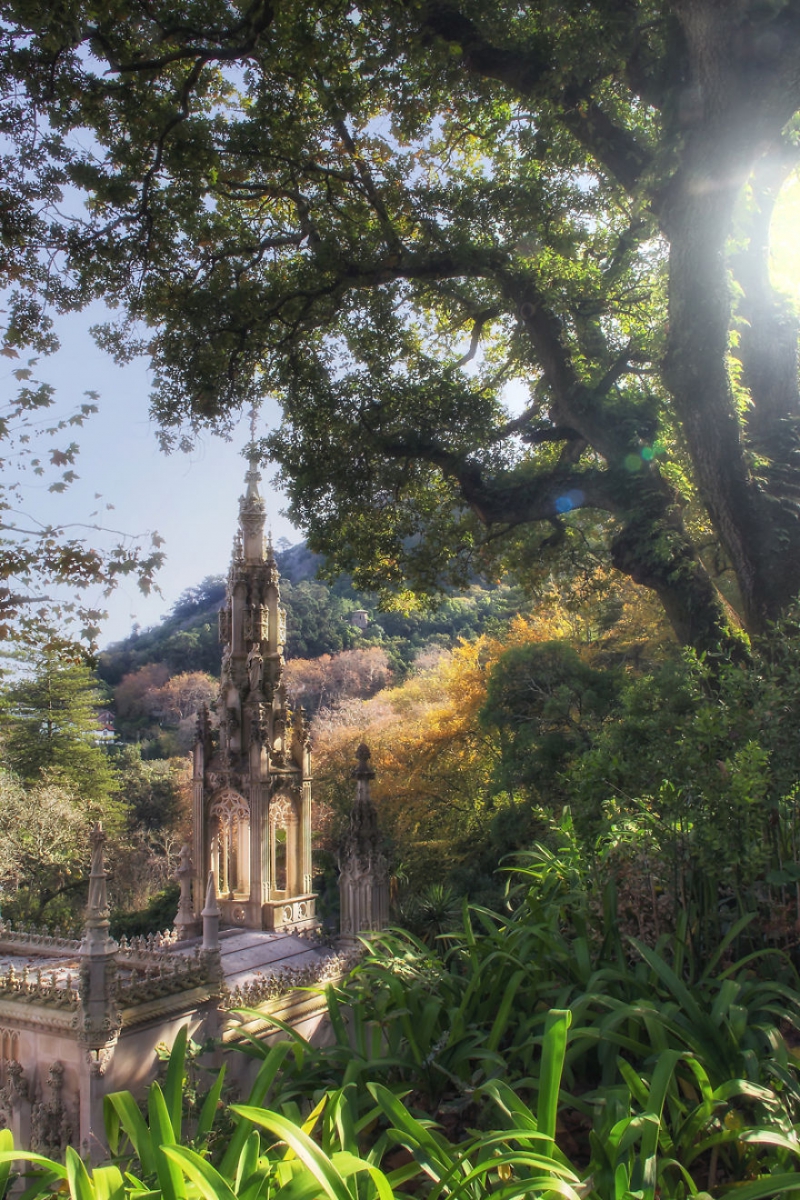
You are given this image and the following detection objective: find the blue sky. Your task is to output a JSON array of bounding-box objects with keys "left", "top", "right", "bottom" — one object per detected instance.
[{"left": 19, "top": 308, "right": 300, "bottom": 649}]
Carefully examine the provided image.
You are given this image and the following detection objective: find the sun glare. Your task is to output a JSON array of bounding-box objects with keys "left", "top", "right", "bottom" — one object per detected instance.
[{"left": 770, "top": 171, "right": 800, "bottom": 307}]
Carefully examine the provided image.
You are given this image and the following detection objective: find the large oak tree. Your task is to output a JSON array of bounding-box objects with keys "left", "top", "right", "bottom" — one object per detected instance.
[{"left": 5, "top": 0, "right": 800, "bottom": 651}]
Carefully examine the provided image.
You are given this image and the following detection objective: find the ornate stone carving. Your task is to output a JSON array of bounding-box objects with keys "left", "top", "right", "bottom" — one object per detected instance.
[
  {"left": 221, "top": 947, "right": 361, "bottom": 1011},
  {"left": 269, "top": 793, "right": 295, "bottom": 827},
  {"left": 0, "top": 1060, "right": 27, "bottom": 1133},
  {"left": 174, "top": 844, "right": 196, "bottom": 940},
  {"left": 86, "top": 1047, "right": 114, "bottom": 1078},
  {"left": 209, "top": 789, "right": 250, "bottom": 823},
  {"left": 270, "top": 714, "right": 287, "bottom": 767},
  {"left": 247, "top": 643, "right": 263, "bottom": 692},
  {"left": 31, "top": 1062, "right": 72, "bottom": 1158}
]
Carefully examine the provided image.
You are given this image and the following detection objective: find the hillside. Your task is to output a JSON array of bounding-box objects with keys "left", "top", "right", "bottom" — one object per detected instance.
[{"left": 97, "top": 543, "right": 534, "bottom": 687}]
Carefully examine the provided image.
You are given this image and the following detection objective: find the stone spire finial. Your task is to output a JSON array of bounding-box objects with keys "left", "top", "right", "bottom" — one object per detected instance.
[
  {"left": 339, "top": 744, "right": 389, "bottom": 942},
  {"left": 86, "top": 824, "right": 110, "bottom": 933},
  {"left": 239, "top": 412, "right": 266, "bottom": 561},
  {"left": 241, "top": 405, "right": 265, "bottom": 511},
  {"left": 354, "top": 743, "right": 376, "bottom": 781},
  {"left": 201, "top": 872, "right": 220, "bottom": 951}
]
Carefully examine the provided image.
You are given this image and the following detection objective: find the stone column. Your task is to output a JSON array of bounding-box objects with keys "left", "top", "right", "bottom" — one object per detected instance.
[
  {"left": 286, "top": 815, "right": 299, "bottom": 897},
  {"left": 192, "top": 708, "right": 208, "bottom": 918},
  {"left": 301, "top": 778, "right": 313, "bottom": 894}
]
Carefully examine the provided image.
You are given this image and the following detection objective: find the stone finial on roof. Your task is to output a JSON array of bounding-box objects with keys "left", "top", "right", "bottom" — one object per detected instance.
[
  {"left": 339, "top": 744, "right": 389, "bottom": 942},
  {"left": 354, "top": 742, "right": 376, "bottom": 781},
  {"left": 86, "top": 824, "right": 110, "bottom": 932},
  {"left": 201, "top": 873, "right": 220, "bottom": 952},
  {"left": 240, "top": 408, "right": 266, "bottom": 520}
]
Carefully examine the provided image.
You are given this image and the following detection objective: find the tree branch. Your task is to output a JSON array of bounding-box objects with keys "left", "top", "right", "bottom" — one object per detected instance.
[{"left": 420, "top": 2, "right": 653, "bottom": 191}]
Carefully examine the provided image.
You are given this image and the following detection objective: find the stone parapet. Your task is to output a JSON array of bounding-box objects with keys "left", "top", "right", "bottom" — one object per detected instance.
[
  {"left": 116, "top": 948, "right": 214, "bottom": 1005},
  {"left": 0, "top": 924, "right": 82, "bottom": 957},
  {"left": 0, "top": 966, "right": 79, "bottom": 1010},
  {"left": 220, "top": 945, "right": 360, "bottom": 1011}
]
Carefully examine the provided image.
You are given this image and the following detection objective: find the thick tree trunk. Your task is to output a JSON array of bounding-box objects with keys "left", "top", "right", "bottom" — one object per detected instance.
[
  {"left": 659, "top": 3, "right": 800, "bottom": 634},
  {"left": 609, "top": 511, "right": 741, "bottom": 655}
]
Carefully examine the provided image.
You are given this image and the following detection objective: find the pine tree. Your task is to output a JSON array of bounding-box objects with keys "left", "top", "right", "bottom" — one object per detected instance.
[{"left": 1, "top": 654, "right": 119, "bottom": 805}]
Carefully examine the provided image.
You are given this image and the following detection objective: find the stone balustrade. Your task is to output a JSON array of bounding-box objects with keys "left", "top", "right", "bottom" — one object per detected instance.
[
  {"left": 116, "top": 930, "right": 180, "bottom": 969},
  {"left": 117, "top": 946, "right": 215, "bottom": 1004},
  {"left": 0, "top": 964, "right": 79, "bottom": 1009},
  {"left": 0, "top": 922, "right": 82, "bottom": 956},
  {"left": 221, "top": 948, "right": 360, "bottom": 1011}
]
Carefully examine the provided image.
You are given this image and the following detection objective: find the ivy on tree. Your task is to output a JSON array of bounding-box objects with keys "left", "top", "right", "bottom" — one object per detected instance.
[{"left": 3, "top": 0, "right": 800, "bottom": 652}]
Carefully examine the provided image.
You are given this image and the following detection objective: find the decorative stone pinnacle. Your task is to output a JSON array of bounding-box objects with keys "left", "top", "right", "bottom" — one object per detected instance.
[
  {"left": 241, "top": 407, "right": 265, "bottom": 513},
  {"left": 353, "top": 743, "right": 376, "bottom": 780},
  {"left": 339, "top": 742, "right": 389, "bottom": 941},
  {"left": 86, "top": 823, "right": 110, "bottom": 928},
  {"left": 201, "top": 873, "right": 220, "bottom": 953},
  {"left": 201, "top": 872, "right": 220, "bottom": 919}
]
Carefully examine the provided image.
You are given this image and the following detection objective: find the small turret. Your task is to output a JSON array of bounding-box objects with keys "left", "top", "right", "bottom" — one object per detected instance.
[{"left": 339, "top": 745, "right": 390, "bottom": 943}]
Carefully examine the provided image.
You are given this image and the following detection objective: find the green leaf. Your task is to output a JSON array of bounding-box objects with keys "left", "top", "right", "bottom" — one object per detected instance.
[
  {"left": 219, "top": 1041, "right": 294, "bottom": 1180},
  {"left": 164, "top": 1026, "right": 189, "bottom": 1139},
  {"left": 65, "top": 1147, "right": 95, "bottom": 1200},
  {"left": 0, "top": 1128, "right": 15, "bottom": 1199},
  {"left": 104, "top": 1089, "right": 157, "bottom": 1177},
  {"left": 149, "top": 1083, "right": 187, "bottom": 1200},
  {"left": 538, "top": 1009, "right": 571, "bottom": 1146},
  {"left": 196, "top": 1064, "right": 227, "bottom": 1144},
  {"left": 162, "top": 1146, "right": 239, "bottom": 1200},
  {"left": 230, "top": 1107, "right": 354, "bottom": 1200},
  {"left": 91, "top": 1165, "right": 126, "bottom": 1200},
  {"left": 486, "top": 969, "right": 526, "bottom": 1053}
]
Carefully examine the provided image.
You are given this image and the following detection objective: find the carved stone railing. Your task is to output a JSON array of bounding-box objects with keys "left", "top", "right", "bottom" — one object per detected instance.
[
  {"left": 0, "top": 965, "right": 79, "bottom": 1010},
  {"left": 220, "top": 948, "right": 360, "bottom": 1011},
  {"left": 117, "top": 930, "right": 177, "bottom": 961},
  {"left": 116, "top": 947, "right": 216, "bottom": 1005},
  {"left": 0, "top": 923, "right": 81, "bottom": 956}
]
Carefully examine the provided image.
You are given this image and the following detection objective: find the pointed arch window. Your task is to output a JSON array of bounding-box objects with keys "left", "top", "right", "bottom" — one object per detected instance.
[{"left": 209, "top": 789, "right": 250, "bottom": 896}]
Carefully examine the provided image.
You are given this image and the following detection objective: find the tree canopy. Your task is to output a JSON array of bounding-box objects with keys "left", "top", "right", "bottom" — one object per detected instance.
[{"left": 4, "top": 0, "right": 800, "bottom": 651}]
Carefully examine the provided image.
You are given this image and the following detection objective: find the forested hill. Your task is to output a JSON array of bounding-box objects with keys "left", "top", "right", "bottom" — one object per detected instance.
[{"left": 96, "top": 543, "right": 531, "bottom": 687}]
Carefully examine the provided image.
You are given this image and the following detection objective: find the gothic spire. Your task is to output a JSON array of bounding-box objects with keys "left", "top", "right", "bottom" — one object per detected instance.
[{"left": 86, "top": 823, "right": 110, "bottom": 932}]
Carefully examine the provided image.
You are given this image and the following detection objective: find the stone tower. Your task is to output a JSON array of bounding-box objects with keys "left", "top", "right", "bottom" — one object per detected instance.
[{"left": 191, "top": 450, "right": 316, "bottom": 932}]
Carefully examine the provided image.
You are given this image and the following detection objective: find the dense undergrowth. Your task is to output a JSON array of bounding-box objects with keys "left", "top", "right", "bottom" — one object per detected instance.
[{"left": 5, "top": 857, "right": 800, "bottom": 1200}]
